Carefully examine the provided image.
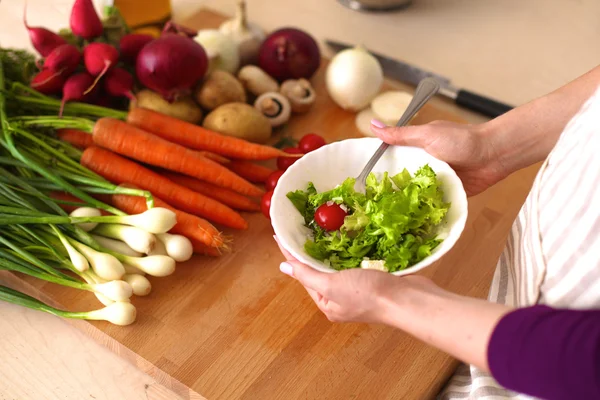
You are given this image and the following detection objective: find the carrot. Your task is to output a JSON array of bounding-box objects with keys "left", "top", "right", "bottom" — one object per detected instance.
[
  {"left": 190, "top": 240, "right": 223, "bottom": 257},
  {"left": 226, "top": 160, "right": 275, "bottom": 183},
  {"left": 126, "top": 108, "right": 298, "bottom": 161},
  {"left": 111, "top": 189, "right": 226, "bottom": 249},
  {"left": 200, "top": 151, "right": 230, "bottom": 165},
  {"left": 92, "top": 118, "right": 263, "bottom": 197},
  {"left": 57, "top": 128, "right": 94, "bottom": 150},
  {"left": 57, "top": 127, "right": 227, "bottom": 166},
  {"left": 81, "top": 146, "right": 248, "bottom": 230},
  {"left": 161, "top": 171, "right": 260, "bottom": 212}
]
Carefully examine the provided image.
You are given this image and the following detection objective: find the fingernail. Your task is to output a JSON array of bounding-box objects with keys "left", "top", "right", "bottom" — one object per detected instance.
[
  {"left": 371, "top": 119, "right": 386, "bottom": 128},
  {"left": 279, "top": 262, "right": 293, "bottom": 277}
]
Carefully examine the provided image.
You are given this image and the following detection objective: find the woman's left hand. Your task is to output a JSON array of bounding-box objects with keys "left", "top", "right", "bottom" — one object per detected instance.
[{"left": 274, "top": 235, "right": 430, "bottom": 325}]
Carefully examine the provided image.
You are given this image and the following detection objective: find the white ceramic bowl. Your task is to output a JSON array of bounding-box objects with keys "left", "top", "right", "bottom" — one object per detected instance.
[{"left": 270, "top": 137, "right": 468, "bottom": 276}]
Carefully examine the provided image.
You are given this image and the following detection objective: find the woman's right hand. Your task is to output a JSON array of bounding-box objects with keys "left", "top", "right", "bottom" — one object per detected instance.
[{"left": 370, "top": 119, "right": 507, "bottom": 196}]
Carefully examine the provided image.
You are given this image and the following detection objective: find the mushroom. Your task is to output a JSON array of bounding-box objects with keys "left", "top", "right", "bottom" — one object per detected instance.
[
  {"left": 254, "top": 92, "right": 291, "bottom": 127},
  {"left": 279, "top": 78, "right": 316, "bottom": 113},
  {"left": 237, "top": 65, "right": 279, "bottom": 96}
]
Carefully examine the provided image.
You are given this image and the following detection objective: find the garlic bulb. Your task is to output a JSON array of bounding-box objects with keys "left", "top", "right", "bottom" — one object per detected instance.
[
  {"left": 219, "top": 0, "right": 265, "bottom": 66},
  {"left": 194, "top": 29, "right": 240, "bottom": 74}
]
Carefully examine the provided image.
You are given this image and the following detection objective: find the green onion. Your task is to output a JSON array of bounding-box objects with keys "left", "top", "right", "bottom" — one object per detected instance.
[{"left": 0, "top": 285, "right": 136, "bottom": 326}]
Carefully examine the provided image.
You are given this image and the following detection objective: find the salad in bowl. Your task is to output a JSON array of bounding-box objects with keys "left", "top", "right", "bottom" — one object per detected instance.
[{"left": 270, "top": 138, "right": 468, "bottom": 276}]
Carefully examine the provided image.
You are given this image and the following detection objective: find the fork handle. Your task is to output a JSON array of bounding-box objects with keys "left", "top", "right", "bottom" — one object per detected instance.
[{"left": 356, "top": 78, "right": 441, "bottom": 185}]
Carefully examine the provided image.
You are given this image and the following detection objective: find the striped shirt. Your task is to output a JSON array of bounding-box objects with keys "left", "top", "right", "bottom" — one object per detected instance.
[{"left": 439, "top": 86, "right": 600, "bottom": 399}]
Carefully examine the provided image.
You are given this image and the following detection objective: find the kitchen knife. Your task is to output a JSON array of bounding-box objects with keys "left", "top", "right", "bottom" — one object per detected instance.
[{"left": 325, "top": 39, "right": 513, "bottom": 118}]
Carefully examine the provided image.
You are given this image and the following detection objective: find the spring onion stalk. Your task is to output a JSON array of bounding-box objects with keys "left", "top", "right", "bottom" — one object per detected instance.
[
  {"left": 0, "top": 207, "right": 176, "bottom": 233},
  {"left": 112, "top": 253, "right": 176, "bottom": 277},
  {"left": 123, "top": 274, "right": 152, "bottom": 296},
  {"left": 90, "top": 234, "right": 142, "bottom": 257},
  {"left": 148, "top": 237, "right": 167, "bottom": 256},
  {"left": 80, "top": 271, "right": 114, "bottom": 306},
  {"left": 69, "top": 207, "right": 102, "bottom": 232},
  {"left": 68, "top": 240, "right": 125, "bottom": 281},
  {"left": 0, "top": 285, "right": 137, "bottom": 326},
  {"left": 92, "top": 223, "right": 156, "bottom": 254},
  {"left": 123, "top": 264, "right": 146, "bottom": 276},
  {"left": 157, "top": 233, "right": 193, "bottom": 262},
  {"left": 50, "top": 225, "right": 89, "bottom": 272}
]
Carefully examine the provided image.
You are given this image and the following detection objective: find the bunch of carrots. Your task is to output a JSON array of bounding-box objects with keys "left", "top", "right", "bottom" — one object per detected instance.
[{"left": 46, "top": 107, "right": 300, "bottom": 255}]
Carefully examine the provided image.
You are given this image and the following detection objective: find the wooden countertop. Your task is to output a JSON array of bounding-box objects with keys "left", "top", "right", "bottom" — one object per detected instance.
[{"left": 1, "top": 0, "right": 599, "bottom": 399}]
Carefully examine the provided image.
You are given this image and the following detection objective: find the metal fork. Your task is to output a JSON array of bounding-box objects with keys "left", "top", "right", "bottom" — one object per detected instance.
[{"left": 353, "top": 77, "right": 441, "bottom": 193}]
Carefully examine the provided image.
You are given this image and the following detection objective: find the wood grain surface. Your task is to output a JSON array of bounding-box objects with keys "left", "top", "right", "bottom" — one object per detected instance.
[{"left": 5, "top": 9, "right": 541, "bottom": 400}]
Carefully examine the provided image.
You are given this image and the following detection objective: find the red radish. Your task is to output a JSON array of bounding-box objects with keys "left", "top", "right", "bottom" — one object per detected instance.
[
  {"left": 136, "top": 33, "right": 208, "bottom": 101},
  {"left": 59, "top": 72, "right": 96, "bottom": 117},
  {"left": 30, "top": 69, "right": 66, "bottom": 95},
  {"left": 69, "top": 0, "right": 103, "bottom": 40},
  {"left": 119, "top": 33, "right": 154, "bottom": 64},
  {"left": 103, "top": 67, "right": 135, "bottom": 101},
  {"left": 83, "top": 43, "right": 119, "bottom": 76},
  {"left": 23, "top": 6, "right": 67, "bottom": 56},
  {"left": 43, "top": 44, "right": 81, "bottom": 75},
  {"left": 258, "top": 28, "right": 321, "bottom": 81}
]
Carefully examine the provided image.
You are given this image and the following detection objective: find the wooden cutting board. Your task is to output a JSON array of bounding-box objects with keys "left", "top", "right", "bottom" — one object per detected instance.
[{"left": 6, "top": 8, "right": 540, "bottom": 400}]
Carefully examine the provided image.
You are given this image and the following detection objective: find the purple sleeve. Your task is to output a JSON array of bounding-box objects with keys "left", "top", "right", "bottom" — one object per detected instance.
[{"left": 488, "top": 304, "right": 600, "bottom": 400}]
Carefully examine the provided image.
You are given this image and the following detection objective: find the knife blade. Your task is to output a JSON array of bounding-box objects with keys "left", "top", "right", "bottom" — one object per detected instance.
[{"left": 325, "top": 39, "right": 513, "bottom": 118}]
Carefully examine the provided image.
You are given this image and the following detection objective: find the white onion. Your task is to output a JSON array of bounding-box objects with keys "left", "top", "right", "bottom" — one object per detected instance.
[
  {"left": 69, "top": 207, "right": 102, "bottom": 231},
  {"left": 123, "top": 255, "right": 175, "bottom": 277},
  {"left": 90, "top": 234, "right": 143, "bottom": 257},
  {"left": 371, "top": 90, "right": 414, "bottom": 122},
  {"left": 72, "top": 242, "right": 125, "bottom": 281},
  {"left": 123, "top": 274, "right": 152, "bottom": 296},
  {"left": 119, "top": 208, "right": 176, "bottom": 234},
  {"left": 325, "top": 46, "right": 383, "bottom": 112},
  {"left": 92, "top": 224, "right": 156, "bottom": 254},
  {"left": 85, "top": 302, "right": 137, "bottom": 326},
  {"left": 91, "top": 280, "right": 133, "bottom": 302},
  {"left": 157, "top": 233, "right": 193, "bottom": 262}
]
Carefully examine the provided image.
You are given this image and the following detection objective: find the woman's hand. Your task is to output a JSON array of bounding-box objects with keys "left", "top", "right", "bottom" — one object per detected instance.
[
  {"left": 274, "top": 236, "right": 436, "bottom": 325},
  {"left": 370, "top": 119, "right": 507, "bottom": 196}
]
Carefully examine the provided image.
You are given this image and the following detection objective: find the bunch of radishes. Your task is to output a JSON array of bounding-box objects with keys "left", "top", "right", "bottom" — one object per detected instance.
[
  {"left": 26, "top": 0, "right": 140, "bottom": 114},
  {"left": 25, "top": 0, "right": 210, "bottom": 115}
]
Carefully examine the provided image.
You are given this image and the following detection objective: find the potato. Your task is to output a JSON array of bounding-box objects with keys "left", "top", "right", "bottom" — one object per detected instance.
[
  {"left": 203, "top": 103, "right": 272, "bottom": 143},
  {"left": 195, "top": 70, "right": 247, "bottom": 111},
  {"left": 130, "top": 90, "right": 203, "bottom": 124}
]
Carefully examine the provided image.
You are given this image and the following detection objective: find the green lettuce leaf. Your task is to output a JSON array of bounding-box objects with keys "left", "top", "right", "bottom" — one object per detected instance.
[{"left": 287, "top": 164, "right": 450, "bottom": 272}]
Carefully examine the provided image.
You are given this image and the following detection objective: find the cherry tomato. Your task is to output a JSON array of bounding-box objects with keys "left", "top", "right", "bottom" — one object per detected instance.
[
  {"left": 261, "top": 190, "right": 274, "bottom": 219},
  {"left": 265, "top": 170, "right": 285, "bottom": 191},
  {"left": 314, "top": 202, "right": 347, "bottom": 231},
  {"left": 276, "top": 147, "right": 303, "bottom": 170},
  {"left": 298, "top": 133, "right": 326, "bottom": 153}
]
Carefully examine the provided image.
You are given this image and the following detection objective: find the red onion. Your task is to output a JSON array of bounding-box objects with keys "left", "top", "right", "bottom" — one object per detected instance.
[
  {"left": 136, "top": 33, "right": 208, "bottom": 101},
  {"left": 258, "top": 28, "right": 321, "bottom": 82}
]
